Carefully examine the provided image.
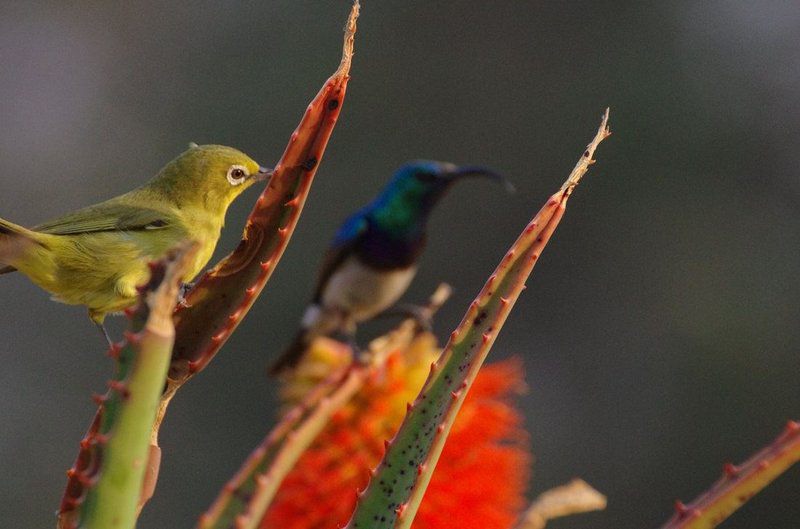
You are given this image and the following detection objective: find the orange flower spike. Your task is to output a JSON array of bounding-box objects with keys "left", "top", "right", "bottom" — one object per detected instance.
[{"left": 260, "top": 334, "right": 530, "bottom": 529}]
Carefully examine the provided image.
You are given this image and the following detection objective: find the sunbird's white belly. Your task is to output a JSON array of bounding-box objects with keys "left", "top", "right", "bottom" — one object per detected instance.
[{"left": 321, "top": 255, "right": 417, "bottom": 322}]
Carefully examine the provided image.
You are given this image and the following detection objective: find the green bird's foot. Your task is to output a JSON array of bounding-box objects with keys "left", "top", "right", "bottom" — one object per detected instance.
[{"left": 177, "top": 282, "right": 195, "bottom": 308}]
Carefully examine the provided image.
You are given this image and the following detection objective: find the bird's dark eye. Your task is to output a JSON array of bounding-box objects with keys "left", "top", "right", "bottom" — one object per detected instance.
[{"left": 226, "top": 164, "right": 249, "bottom": 185}]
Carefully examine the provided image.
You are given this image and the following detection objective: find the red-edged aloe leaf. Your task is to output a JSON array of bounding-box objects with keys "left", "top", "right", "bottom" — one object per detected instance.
[
  {"left": 345, "top": 109, "right": 611, "bottom": 529},
  {"left": 168, "top": 0, "right": 359, "bottom": 382},
  {"left": 198, "top": 285, "right": 452, "bottom": 529},
  {"left": 660, "top": 420, "right": 800, "bottom": 529},
  {"left": 199, "top": 363, "right": 363, "bottom": 529},
  {"left": 57, "top": 244, "right": 197, "bottom": 529},
  {"left": 144, "top": 1, "right": 357, "bottom": 512}
]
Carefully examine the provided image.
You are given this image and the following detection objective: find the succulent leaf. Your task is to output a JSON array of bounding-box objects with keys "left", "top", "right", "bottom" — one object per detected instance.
[
  {"left": 199, "top": 285, "right": 449, "bottom": 529},
  {"left": 167, "top": 0, "right": 359, "bottom": 383},
  {"left": 197, "top": 363, "right": 355, "bottom": 529},
  {"left": 106, "top": 3, "right": 360, "bottom": 514},
  {"left": 58, "top": 244, "right": 197, "bottom": 529},
  {"left": 660, "top": 420, "right": 800, "bottom": 529},
  {"left": 345, "top": 110, "right": 611, "bottom": 529}
]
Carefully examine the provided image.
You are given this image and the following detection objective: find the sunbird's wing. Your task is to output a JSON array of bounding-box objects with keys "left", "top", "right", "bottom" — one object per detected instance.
[
  {"left": 34, "top": 201, "right": 176, "bottom": 235},
  {"left": 312, "top": 211, "right": 368, "bottom": 303}
]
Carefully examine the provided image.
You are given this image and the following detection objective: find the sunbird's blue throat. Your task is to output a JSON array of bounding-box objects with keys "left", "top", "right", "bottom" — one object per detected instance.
[
  {"left": 270, "top": 159, "right": 511, "bottom": 374},
  {"left": 344, "top": 161, "right": 510, "bottom": 268}
]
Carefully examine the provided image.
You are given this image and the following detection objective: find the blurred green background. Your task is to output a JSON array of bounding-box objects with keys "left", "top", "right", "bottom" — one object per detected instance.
[{"left": 1, "top": 1, "right": 798, "bottom": 528}]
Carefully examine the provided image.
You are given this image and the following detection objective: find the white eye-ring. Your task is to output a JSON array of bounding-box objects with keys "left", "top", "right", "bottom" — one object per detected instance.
[{"left": 226, "top": 164, "right": 249, "bottom": 186}]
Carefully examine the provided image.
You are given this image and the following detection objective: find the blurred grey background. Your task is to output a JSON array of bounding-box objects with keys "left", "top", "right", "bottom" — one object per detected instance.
[{"left": 1, "top": 1, "right": 798, "bottom": 528}]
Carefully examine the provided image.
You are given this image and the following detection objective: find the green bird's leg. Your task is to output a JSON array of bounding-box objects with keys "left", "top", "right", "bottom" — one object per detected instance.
[
  {"left": 177, "top": 282, "right": 194, "bottom": 308},
  {"left": 95, "top": 321, "right": 113, "bottom": 347}
]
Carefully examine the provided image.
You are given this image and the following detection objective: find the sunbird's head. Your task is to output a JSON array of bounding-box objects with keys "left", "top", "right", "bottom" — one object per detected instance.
[
  {"left": 155, "top": 144, "right": 271, "bottom": 211},
  {"left": 371, "top": 160, "right": 511, "bottom": 234}
]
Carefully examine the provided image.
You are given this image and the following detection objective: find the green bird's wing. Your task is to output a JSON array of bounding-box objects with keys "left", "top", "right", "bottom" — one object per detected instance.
[
  {"left": 34, "top": 201, "right": 176, "bottom": 235},
  {"left": 0, "top": 199, "right": 177, "bottom": 275}
]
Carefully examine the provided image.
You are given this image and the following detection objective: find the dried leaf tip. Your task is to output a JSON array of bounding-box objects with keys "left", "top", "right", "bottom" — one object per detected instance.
[
  {"left": 514, "top": 479, "right": 607, "bottom": 529},
  {"left": 560, "top": 108, "right": 611, "bottom": 195},
  {"left": 336, "top": 0, "right": 360, "bottom": 78}
]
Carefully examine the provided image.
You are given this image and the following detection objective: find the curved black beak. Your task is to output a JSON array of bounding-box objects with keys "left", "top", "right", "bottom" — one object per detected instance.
[
  {"left": 254, "top": 165, "right": 274, "bottom": 182},
  {"left": 445, "top": 165, "right": 515, "bottom": 193}
]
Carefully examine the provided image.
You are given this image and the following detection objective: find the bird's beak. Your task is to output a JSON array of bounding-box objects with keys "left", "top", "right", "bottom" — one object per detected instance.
[
  {"left": 253, "top": 166, "right": 274, "bottom": 182},
  {"left": 445, "top": 165, "right": 516, "bottom": 193}
]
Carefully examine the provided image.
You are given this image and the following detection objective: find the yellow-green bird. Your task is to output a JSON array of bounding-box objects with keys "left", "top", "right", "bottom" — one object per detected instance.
[{"left": 0, "top": 144, "right": 270, "bottom": 338}]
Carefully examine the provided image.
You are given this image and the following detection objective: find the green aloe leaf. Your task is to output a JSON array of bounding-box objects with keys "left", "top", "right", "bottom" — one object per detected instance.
[
  {"left": 199, "top": 285, "right": 451, "bottom": 529},
  {"left": 659, "top": 421, "right": 800, "bottom": 529},
  {"left": 58, "top": 244, "right": 197, "bottom": 529},
  {"left": 345, "top": 110, "right": 611, "bottom": 529}
]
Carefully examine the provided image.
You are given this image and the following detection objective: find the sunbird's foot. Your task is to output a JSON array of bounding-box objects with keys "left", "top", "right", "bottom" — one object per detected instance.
[
  {"left": 95, "top": 322, "right": 114, "bottom": 348},
  {"left": 350, "top": 339, "right": 368, "bottom": 366},
  {"left": 379, "top": 303, "right": 434, "bottom": 334},
  {"left": 329, "top": 329, "right": 365, "bottom": 366}
]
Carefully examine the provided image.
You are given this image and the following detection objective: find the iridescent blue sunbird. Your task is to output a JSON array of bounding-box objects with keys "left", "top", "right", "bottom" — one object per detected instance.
[{"left": 270, "top": 160, "right": 512, "bottom": 373}]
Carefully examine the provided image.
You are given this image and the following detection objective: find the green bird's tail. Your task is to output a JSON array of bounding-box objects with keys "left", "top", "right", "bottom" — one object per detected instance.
[{"left": 0, "top": 217, "right": 40, "bottom": 274}]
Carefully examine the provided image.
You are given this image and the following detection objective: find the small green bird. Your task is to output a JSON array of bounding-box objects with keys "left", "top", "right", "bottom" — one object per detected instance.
[{"left": 0, "top": 144, "right": 270, "bottom": 336}]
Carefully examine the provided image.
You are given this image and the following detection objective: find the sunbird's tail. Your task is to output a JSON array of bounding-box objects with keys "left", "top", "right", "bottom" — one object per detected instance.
[
  {"left": 270, "top": 302, "right": 342, "bottom": 374},
  {"left": 269, "top": 329, "right": 309, "bottom": 375},
  {"left": 0, "top": 217, "right": 40, "bottom": 274}
]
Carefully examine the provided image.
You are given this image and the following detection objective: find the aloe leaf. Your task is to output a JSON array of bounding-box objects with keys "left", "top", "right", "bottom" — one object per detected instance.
[
  {"left": 167, "top": 0, "right": 359, "bottom": 384},
  {"left": 57, "top": 6, "right": 359, "bottom": 522},
  {"left": 198, "top": 284, "right": 452, "bottom": 529},
  {"left": 57, "top": 244, "right": 197, "bottom": 529},
  {"left": 660, "top": 420, "right": 800, "bottom": 529},
  {"left": 345, "top": 109, "right": 611, "bottom": 529},
  {"left": 109, "top": 3, "right": 359, "bottom": 514},
  {"left": 198, "top": 365, "right": 364, "bottom": 529}
]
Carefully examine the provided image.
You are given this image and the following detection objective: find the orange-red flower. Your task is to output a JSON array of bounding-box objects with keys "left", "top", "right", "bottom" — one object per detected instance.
[{"left": 261, "top": 332, "right": 531, "bottom": 529}]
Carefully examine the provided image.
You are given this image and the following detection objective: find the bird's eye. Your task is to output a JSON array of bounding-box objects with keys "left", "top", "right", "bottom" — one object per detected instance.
[
  {"left": 226, "top": 165, "right": 249, "bottom": 186},
  {"left": 415, "top": 171, "right": 437, "bottom": 182}
]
